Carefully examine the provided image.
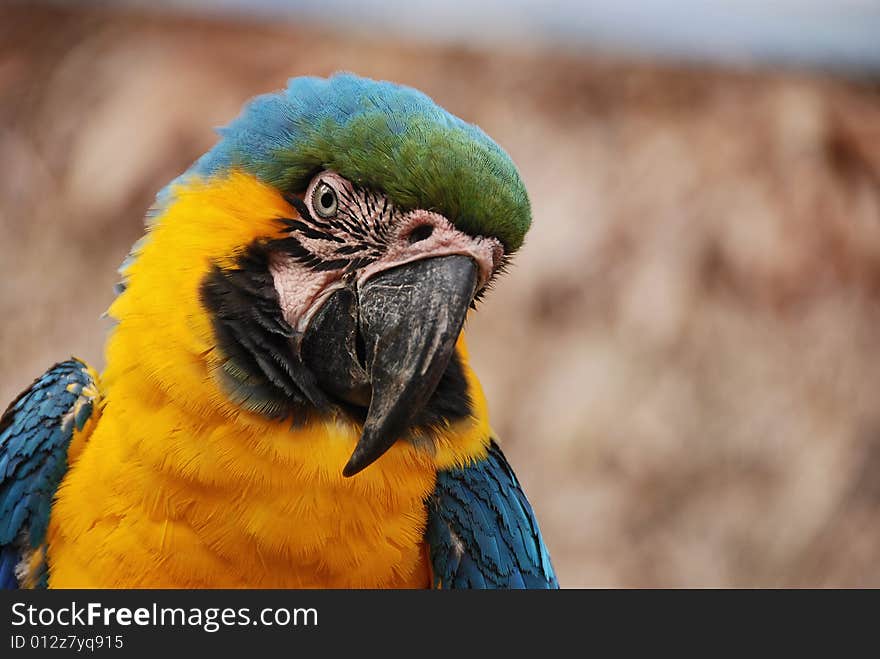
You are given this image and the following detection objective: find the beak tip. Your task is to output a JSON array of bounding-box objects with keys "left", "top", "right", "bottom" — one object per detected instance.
[
  {"left": 341, "top": 460, "right": 361, "bottom": 478},
  {"left": 341, "top": 443, "right": 371, "bottom": 477},
  {"left": 342, "top": 426, "right": 397, "bottom": 477},
  {"left": 337, "top": 255, "right": 479, "bottom": 480}
]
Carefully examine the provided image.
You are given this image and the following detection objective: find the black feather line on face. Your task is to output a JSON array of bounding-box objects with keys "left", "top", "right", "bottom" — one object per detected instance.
[
  {"left": 283, "top": 219, "right": 346, "bottom": 243},
  {"left": 284, "top": 193, "right": 332, "bottom": 233},
  {"left": 312, "top": 258, "right": 351, "bottom": 272},
  {"left": 275, "top": 184, "right": 394, "bottom": 274},
  {"left": 335, "top": 244, "right": 366, "bottom": 255}
]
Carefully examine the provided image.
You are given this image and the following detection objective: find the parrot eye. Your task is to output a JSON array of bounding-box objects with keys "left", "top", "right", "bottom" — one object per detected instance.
[{"left": 312, "top": 183, "right": 338, "bottom": 218}]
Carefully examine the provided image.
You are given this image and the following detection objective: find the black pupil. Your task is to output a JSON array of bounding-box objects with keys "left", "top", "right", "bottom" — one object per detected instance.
[{"left": 320, "top": 190, "right": 335, "bottom": 210}]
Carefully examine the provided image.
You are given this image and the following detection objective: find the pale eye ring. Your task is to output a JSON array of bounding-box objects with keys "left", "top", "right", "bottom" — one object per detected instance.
[{"left": 312, "top": 182, "right": 338, "bottom": 218}]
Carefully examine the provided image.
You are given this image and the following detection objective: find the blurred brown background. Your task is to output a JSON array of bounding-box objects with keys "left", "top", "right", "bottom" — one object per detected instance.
[{"left": 3, "top": 2, "right": 880, "bottom": 587}]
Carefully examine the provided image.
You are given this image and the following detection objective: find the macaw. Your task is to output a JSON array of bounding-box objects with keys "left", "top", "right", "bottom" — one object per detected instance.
[{"left": 0, "top": 74, "right": 558, "bottom": 589}]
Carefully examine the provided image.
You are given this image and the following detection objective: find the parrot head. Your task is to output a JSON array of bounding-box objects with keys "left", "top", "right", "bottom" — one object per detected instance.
[{"left": 113, "top": 74, "right": 531, "bottom": 476}]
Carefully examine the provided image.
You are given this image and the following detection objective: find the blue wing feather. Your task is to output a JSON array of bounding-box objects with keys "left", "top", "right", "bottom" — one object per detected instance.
[
  {"left": 0, "top": 359, "right": 99, "bottom": 589},
  {"left": 426, "top": 439, "right": 559, "bottom": 589}
]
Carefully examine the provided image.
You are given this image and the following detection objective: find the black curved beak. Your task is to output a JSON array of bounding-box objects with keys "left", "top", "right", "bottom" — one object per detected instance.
[{"left": 300, "top": 255, "right": 478, "bottom": 476}]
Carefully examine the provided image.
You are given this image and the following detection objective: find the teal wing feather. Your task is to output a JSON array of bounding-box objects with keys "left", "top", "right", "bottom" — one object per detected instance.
[
  {"left": 426, "top": 439, "right": 559, "bottom": 589},
  {"left": 0, "top": 359, "right": 99, "bottom": 589}
]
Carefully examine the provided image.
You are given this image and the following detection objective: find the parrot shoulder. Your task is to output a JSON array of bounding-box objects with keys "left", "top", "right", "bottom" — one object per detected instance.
[
  {"left": 0, "top": 359, "right": 101, "bottom": 589},
  {"left": 426, "top": 439, "right": 559, "bottom": 589}
]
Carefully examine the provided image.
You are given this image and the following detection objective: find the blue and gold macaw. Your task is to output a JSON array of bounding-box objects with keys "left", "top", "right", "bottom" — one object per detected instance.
[{"left": 0, "top": 74, "right": 558, "bottom": 588}]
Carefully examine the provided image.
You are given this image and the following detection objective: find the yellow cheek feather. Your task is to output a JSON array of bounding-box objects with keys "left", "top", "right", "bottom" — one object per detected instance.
[{"left": 46, "top": 171, "right": 491, "bottom": 588}]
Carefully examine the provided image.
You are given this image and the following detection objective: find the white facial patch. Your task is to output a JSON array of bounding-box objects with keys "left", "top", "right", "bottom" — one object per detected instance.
[
  {"left": 269, "top": 170, "right": 504, "bottom": 332},
  {"left": 269, "top": 253, "right": 343, "bottom": 336}
]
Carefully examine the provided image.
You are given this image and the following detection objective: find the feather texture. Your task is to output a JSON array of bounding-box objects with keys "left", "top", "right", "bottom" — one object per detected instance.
[
  {"left": 0, "top": 359, "right": 99, "bottom": 588},
  {"left": 427, "top": 440, "right": 558, "bottom": 589}
]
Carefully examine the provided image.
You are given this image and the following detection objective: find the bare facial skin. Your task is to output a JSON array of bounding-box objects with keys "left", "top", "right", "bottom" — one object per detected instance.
[{"left": 270, "top": 171, "right": 502, "bottom": 335}]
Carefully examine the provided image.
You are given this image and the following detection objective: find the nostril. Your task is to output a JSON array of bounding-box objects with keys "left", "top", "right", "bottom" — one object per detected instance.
[{"left": 407, "top": 225, "right": 434, "bottom": 245}]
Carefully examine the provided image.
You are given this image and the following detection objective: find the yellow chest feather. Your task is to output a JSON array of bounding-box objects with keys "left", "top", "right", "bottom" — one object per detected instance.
[{"left": 47, "top": 380, "right": 442, "bottom": 588}]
